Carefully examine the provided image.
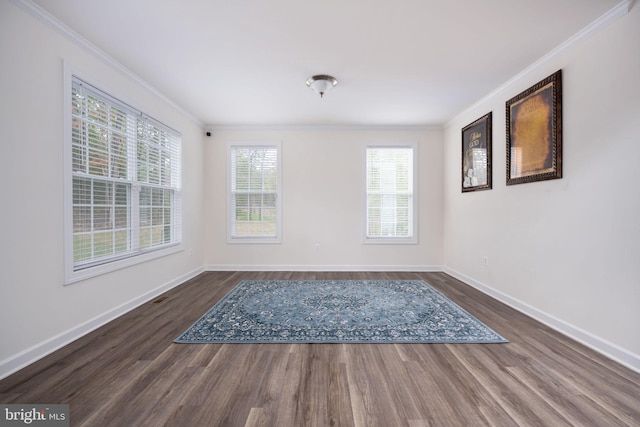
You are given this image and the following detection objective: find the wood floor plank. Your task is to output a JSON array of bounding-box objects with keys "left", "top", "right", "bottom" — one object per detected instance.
[
  {"left": 327, "top": 357, "right": 355, "bottom": 426},
  {"left": 173, "top": 345, "right": 257, "bottom": 427},
  {"left": 211, "top": 346, "right": 282, "bottom": 427},
  {"left": 243, "top": 407, "right": 268, "bottom": 427},
  {"left": 271, "top": 349, "right": 306, "bottom": 427},
  {"left": 448, "top": 344, "right": 575, "bottom": 427},
  {"left": 401, "top": 344, "right": 509, "bottom": 426},
  {"left": 373, "top": 345, "right": 426, "bottom": 421},
  {"left": 298, "top": 344, "right": 332, "bottom": 427},
  {"left": 1, "top": 271, "right": 639, "bottom": 427}
]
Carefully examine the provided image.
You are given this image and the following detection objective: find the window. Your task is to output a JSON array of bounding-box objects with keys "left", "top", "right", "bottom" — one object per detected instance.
[
  {"left": 365, "top": 144, "right": 417, "bottom": 243},
  {"left": 65, "top": 75, "right": 182, "bottom": 283},
  {"left": 228, "top": 142, "right": 281, "bottom": 243}
]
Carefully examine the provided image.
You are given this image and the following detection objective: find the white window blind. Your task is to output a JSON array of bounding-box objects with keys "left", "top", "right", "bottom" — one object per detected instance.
[
  {"left": 70, "top": 76, "right": 182, "bottom": 273},
  {"left": 229, "top": 144, "right": 281, "bottom": 242},
  {"left": 366, "top": 145, "right": 415, "bottom": 242}
]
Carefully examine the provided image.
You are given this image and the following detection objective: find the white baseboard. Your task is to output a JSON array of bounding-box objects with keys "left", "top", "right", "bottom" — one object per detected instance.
[
  {"left": 0, "top": 266, "right": 204, "bottom": 381},
  {"left": 205, "top": 264, "right": 443, "bottom": 272},
  {"left": 443, "top": 267, "right": 640, "bottom": 374}
]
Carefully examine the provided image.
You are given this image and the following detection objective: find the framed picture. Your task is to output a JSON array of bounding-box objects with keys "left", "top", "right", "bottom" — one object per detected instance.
[
  {"left": 462, "top": 112, "right": 492, "bottom": 192},
  {"left": 506, "top": 70, "right": 562, "bottom": 185}
]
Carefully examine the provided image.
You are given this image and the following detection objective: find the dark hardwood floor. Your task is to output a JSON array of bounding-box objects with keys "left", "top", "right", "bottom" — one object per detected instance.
[{"left": 1, "top": 271, "right": 639, "bottom": 426}]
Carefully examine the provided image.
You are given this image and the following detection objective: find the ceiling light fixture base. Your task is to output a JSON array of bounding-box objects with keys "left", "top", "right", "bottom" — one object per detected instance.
[{"left": 306, "top": 74, "right": 338, "bottom": 98}]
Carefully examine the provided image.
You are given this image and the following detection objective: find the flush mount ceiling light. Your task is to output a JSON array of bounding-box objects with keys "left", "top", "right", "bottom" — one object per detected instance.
[{"left": 306, "top": 74, "right": 338, "bottom": 98}]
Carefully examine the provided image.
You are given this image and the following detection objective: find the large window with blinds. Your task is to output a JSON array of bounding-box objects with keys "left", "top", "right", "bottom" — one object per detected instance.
[
  {"left": 227, "top": 142, "right": 281, "bottom": 243},
  {"left": 65, "top": 75, "right": 182, "bottom": 283},
  {"left": 365, "top": 143, "right": 417, "bottom": 244}
]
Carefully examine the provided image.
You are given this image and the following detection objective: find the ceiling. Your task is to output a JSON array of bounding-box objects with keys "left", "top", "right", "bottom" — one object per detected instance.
[{"left": 31, "top": 0, "right": 622, "bottom": 127}]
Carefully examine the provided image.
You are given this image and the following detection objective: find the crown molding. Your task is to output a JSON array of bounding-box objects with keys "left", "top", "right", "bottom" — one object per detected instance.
[
  {"left": 446, "top": 0, "right": 632, "bottom": 128},
  {"left": 206, "top": 123, "right": 442, "bottom": 134},
  {"left": 10, "top": 0, "right": 204, "bottom": 129}
]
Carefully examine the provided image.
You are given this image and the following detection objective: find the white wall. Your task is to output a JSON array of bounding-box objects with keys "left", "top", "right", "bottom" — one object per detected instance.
[
  {"left": 0, "top": 2, "right": 205, "bottom": 377},
  {"left": 443, "top": 6, "right": 640, "bottom": 367},
  {"left": 204, "top": 127, "right": 443, "bottom": 270}
]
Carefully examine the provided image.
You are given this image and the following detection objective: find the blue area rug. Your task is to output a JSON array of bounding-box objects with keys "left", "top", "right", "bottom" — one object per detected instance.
[{"left": 174, "top": 280, "right": 508, "bottom": 344}]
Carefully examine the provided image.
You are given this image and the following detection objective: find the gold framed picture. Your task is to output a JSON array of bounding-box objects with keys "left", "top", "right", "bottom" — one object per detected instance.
[{"left": 506, "top": 70, "right": 562, "bottom": 185}]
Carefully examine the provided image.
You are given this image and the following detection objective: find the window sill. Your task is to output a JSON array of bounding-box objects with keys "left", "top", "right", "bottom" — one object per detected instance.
[
  {"left": 227, "top": 237, "right": 282, "bottom": 244},
  {"left": 64, "top": 244, "right": 183, "bottom": 285},
  {"left": 362, "top": 237, "right": 418, "bottom": 245}
]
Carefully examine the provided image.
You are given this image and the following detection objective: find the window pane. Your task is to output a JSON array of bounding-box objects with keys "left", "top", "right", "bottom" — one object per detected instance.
[
  {"left": 235, "top": 193, "right": 248, "bottom": 207},
  {"left": 263, "top": 193, "right": 276, "bottom": 208},
  {"left": 136, "top": 120, "right": 177, "bottom": 188},
  {"left": 114, "top": 207, "right": 128, "bottom": 229},
  {"left": 92, "top": 181, "right": 110, "bottom": 205},
  {"left": 73, "top": 206, "right": 91, "bottom": 232},
  {"left": 152, "top": 188, "right": 163, "bottom": 206},
  {"left": 140, "top": 207, "right": 151, "bottom": 227},
  {"left": 140, "top": 186, "right": 151, "bottom": 206},
  {"left": 111, "top": 132, "right": 128, "bottom": 179},
  {"left": 230, "top": 145, "right": 279, "bottom": 239},
  {"left": 109, "top": 106, "right": 127, "bottom": 132},
  {"left": 73, "top": 234, "right": 92, "bottom": 263},
  {"left": 115, "top": 230, "right": 129, "bottom": 253},
  {"left": 93, "top": 231, "right": 113, "bottom": 257},
  {"left": 366, "top": 147, "right": 414, "bottom": 239},
  {"left": 115, "top": 183, "right": 128, "bottom": 205},
  {"left": 88, "top": 127, "right": 109, "bottom": 176},
  {"left": 72, "top": 118, "right": 87, "bottom": 173},
  {"left": 140, "top": 228, "right": 151, "bottom": 248},
  {"left": 73, "top": 177, "right": 91, "bottom": 204},
  {"left": 71, "top": 85, "right": 84, "bottom": 117},
  {"left": 93, "top": 206, "right": 112, "bottom": 231},
  {"left": 152, "top": 207, "right": 163, "bottom": 226}
]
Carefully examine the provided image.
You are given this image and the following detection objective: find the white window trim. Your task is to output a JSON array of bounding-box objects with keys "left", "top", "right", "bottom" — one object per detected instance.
[
  {"left": 226, "top": 141, "right": 282, "bottom": 244},
  {"left": 362, "top": 142, "right": 418, "bottom": 245},
  {"left": 63, "top": 63, "right": 183, "bottom": 285}
]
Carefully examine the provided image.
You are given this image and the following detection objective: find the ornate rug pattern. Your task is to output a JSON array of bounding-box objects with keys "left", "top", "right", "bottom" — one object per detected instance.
[{"left": 174, "top": 280, "right": 508, "bottom": 344}]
